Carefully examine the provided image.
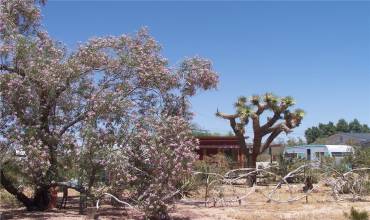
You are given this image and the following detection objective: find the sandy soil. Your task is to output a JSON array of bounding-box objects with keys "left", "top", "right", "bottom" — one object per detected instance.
[{"left": 1, "top": 183, "right": 370, "bottom": 220}]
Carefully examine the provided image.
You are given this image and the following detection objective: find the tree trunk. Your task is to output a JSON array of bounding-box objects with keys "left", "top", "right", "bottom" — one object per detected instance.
[
  {"left": 251, "top": 137, "right": 261, "bottom": 168},
  {"left": 246, "top": 139, "right": 260, "bottom": 187},
  {"left": 246, "top": 153, "right": 258, "bottom": 187},
  {"left": 88, "top": 167, "right": 96, "bottom": 192},
  {"left": 303, "top": 176, "right": 314, "bottom": 193},
  {"left": 1, "top": 169, "right": 51, "bottom": 211},
  {"left": 1, "top": 169, "right": 34, "bottom": 209},
  {"left": 236, "top": 134, "right": 250, "bottom": 168},
  {"left": 32, "top": 187, "right": 51, "bottom": 211},
  {"left": 251, "top": 153, "right": 258, "bottom": 168},
  {"left": 79, "top": 192, "right": 87, "bottom": 214}
]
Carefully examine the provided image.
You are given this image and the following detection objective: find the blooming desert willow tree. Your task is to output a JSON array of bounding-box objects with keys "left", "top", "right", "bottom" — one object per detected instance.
[
  {"left": 108, "top": 116, "right": 200, "bottom": 218},
  {"left": 0, "top": 0, "right": 218, "bottom": 214},
  {"left": 216, "top": 94, "right": 304, "bottom": 168}
]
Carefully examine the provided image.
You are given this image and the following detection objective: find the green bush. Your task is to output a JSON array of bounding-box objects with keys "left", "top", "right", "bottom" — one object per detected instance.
[
  {"left": 256, "top": 154, "right": 271, "bottom": 162},
  {"left": 0, "top": 188, "right": 21, "bottom": 208},
  {"left": 194, "top": 153, "right": 232, "bottom": 177},
  {"left": 344, "top": 147, "right": 370, "bottom": 168},
  {"left": 274, "top": 154, "right": 307, "bottom": 183},
  {"left": 190, "top": 153, "right": 233, "bottom": 200},
  {"left": 344, "top": 207, "right": 369, "bottom": 220}
]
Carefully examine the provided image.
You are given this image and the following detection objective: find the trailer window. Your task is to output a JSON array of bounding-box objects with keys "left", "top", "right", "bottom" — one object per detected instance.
[{"left": 331, "top": 152, "right": 351, "bottom": 157}]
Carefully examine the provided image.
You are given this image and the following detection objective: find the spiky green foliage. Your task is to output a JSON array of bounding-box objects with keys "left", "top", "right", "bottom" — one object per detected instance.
[
  {"left": 281, "top": 96, "right": 295, "bottom": 107},
  {"left": 250, "top": 95, "right": 260, "bottom": 105},
  {"left": 294, "top": 109, "right": 305, "bottom": 118}
]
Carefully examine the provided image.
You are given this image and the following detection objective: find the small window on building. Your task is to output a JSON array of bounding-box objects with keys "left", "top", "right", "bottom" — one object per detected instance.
[
  {"left": 315, "top": 152, "right": 325, "bottom": 159},
  {"left": 285, "top": 153, "right": 297, "bottom": 158},
  {"left": 331, "top": 152, "right": 351, "bottom": 157},
  {"left": 224, "top": 148, "right": 238, "bottom": 162}
]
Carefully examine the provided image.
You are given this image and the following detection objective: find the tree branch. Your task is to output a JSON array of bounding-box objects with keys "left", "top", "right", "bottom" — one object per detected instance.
[
  {"left": 58, "top": 112, "right": 87, "bottom": 136},
  {"left": 259, "top": 112, "right": 281, "bottom": 133},
  {"left": 261, "top": 123, "right": 292, "bottom": 153},
  {"left": 0, "top": 169, "right": 33, "bottom": 209},
  {"left": 251, "top": 114, "right": 260, "bottom": 132},
  {"left": 50, "top": 181, "right": 86, "bottom": 193},
  {"left": 0, "top": 64, "right": 25, "bottom": 77},
  {"left": 255, "top": 104, "right": 267, "bottom": 115},
  {"left": 215, "top": 110, "right": 238, "bottom": 120},
  {"left": 216, "top": 110, "right": 241, "bottom": 134},
  {"left": 259, "top": 103, "right": 289, "bottom": 133},
  {"left": 261, "top": 130, "right": 282, "bottom": 153}
]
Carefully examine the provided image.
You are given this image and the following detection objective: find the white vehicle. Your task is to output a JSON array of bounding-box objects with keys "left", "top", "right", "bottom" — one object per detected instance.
[{"left": 283, "top": 144, "right": 353, "bottom": 163}]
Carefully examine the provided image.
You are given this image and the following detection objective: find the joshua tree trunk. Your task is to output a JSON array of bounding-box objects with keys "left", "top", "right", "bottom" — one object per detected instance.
[
  {"left": 251, "top": 153, "right": 258, "bottom": 168},
  {"left": 251, "top": 137, "right": 262, "bottom": 168},
  {"left": 246, "top": 142, "right": 260, "bottom": 186},
  {"left": 235, "top": 133, "right": 251, "bottom": 168}
]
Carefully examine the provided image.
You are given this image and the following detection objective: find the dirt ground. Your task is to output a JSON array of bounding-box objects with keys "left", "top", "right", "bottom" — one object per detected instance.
[{"left": 1, "top": 183, "right": 370, "bottom": 220}]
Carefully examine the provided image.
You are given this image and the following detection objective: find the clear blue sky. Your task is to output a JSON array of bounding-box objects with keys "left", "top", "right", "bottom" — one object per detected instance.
[{"left": 43, "top": 1, "right": 370, "bottom": 140}]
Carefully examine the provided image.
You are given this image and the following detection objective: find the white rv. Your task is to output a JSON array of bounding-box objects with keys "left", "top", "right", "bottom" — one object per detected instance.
[{"left": 283, "top": 145, "right": 353, "bottom": 163}]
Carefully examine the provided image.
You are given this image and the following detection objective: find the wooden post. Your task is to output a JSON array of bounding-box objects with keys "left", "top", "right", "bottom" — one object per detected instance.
[
  {"left": 86, "top": 207, "right": 99, "bottom": 219},
  {"left": 239, "top": 149, "right": 244, "bottom": 168},
  {"left": 48, "top": 186, "right": 58, "bottom": 210},
  {"left": 269, "top": 146, "right": 272, "bottom": 164},
  {"left": 205, "top": 174, "right": 209, "bottom": 207},
  {"left": 238, "top": 149, "right": 241, "bottom": 168},
  {"left": 79, "top": 192, "right": 87, "bottom": 214}
]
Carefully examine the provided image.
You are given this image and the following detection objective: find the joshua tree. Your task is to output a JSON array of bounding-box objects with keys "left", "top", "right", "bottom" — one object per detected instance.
[{"left": 216, "top": 93, "right": 304, "bottom": 168}]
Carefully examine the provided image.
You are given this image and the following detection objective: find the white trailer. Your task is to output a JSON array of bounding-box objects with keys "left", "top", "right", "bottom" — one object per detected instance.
[{"left": 283, "top": 144, "right": 353, "bottom": 161}]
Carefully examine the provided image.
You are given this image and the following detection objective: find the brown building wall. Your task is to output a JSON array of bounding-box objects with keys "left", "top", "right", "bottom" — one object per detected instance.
[{"left": 196, "top": 136, "right": 282, "bottom": 168}]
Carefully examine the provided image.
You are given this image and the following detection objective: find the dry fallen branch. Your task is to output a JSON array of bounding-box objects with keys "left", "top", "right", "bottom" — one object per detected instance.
[
  {"left": 323, "top": 167, "right": 370, "bottom": 201},
  {"left": 96, "top": 193, "right": 137, "bottom": 211},
  {"left": 190, "top": 163, "right": 370, "bottom": 206},
  {"left": 191, "top": 165, "right": 280, "bottom": 206}
]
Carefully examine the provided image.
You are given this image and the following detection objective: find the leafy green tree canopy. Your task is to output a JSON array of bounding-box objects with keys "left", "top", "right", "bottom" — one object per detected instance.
[{"left": 305, "top": 119, "right": 370, "bottom": 144}]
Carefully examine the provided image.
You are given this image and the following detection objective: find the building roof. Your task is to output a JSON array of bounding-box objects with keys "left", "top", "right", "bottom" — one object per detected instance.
[
  {"left": 334, "top": 133, "right": 370, "bottom": 142},
  {"left": 196, "top": 136, "right": 282, "bottom": 149},
  {"left": 197, "top": 136, "right": 240, "bottom": 148},
  {"left": 197, "top": 136, "right": 239, "bottom": 145},
  {"left": 326, "top": 145, "right": 353, "bottom": 153},
  {"left": 285, "top": 144, "right": 353, "bottom": 153}
]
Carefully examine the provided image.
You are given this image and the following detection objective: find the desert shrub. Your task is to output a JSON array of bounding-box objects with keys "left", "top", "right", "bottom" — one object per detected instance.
[
  {"left": 256, "top": 154, "right": 271, "bottom": 162},
  {"left": 304, "top": 168, "right": 320, "bottom": 184},
  {"left": 192, "top": 155, "right": 224, "bottom": 190},
  {"left": 191, "top": 153, "right": 234, "bottom": 201},
  {"left": 194, "top": 153, "right": 232, "bottom": 177},
  {"left": 365, "top": 181, "right": 370, "bottom": 195},
  {"left": 175, "top": 174, "right": 203, "bottom": 198},
  {"left": 344, "top": 207, "right": 369, "bottom": 220},
  {"left": 344, "top": 147, "right": 370, "bottom": 168},
  {"left": 274, "top": 154, "right": 307, "bottom": 183},
  {"left": 322, "top": 154, "right": 370, "bottom": 196},
  {"left": 0, "top": 188, "right": 21, "bottom": 208}
]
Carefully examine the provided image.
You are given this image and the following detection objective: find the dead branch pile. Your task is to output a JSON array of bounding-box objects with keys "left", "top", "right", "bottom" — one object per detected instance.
[{"left": 189, "top": 164, "right": 370, "bottom": 207}]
